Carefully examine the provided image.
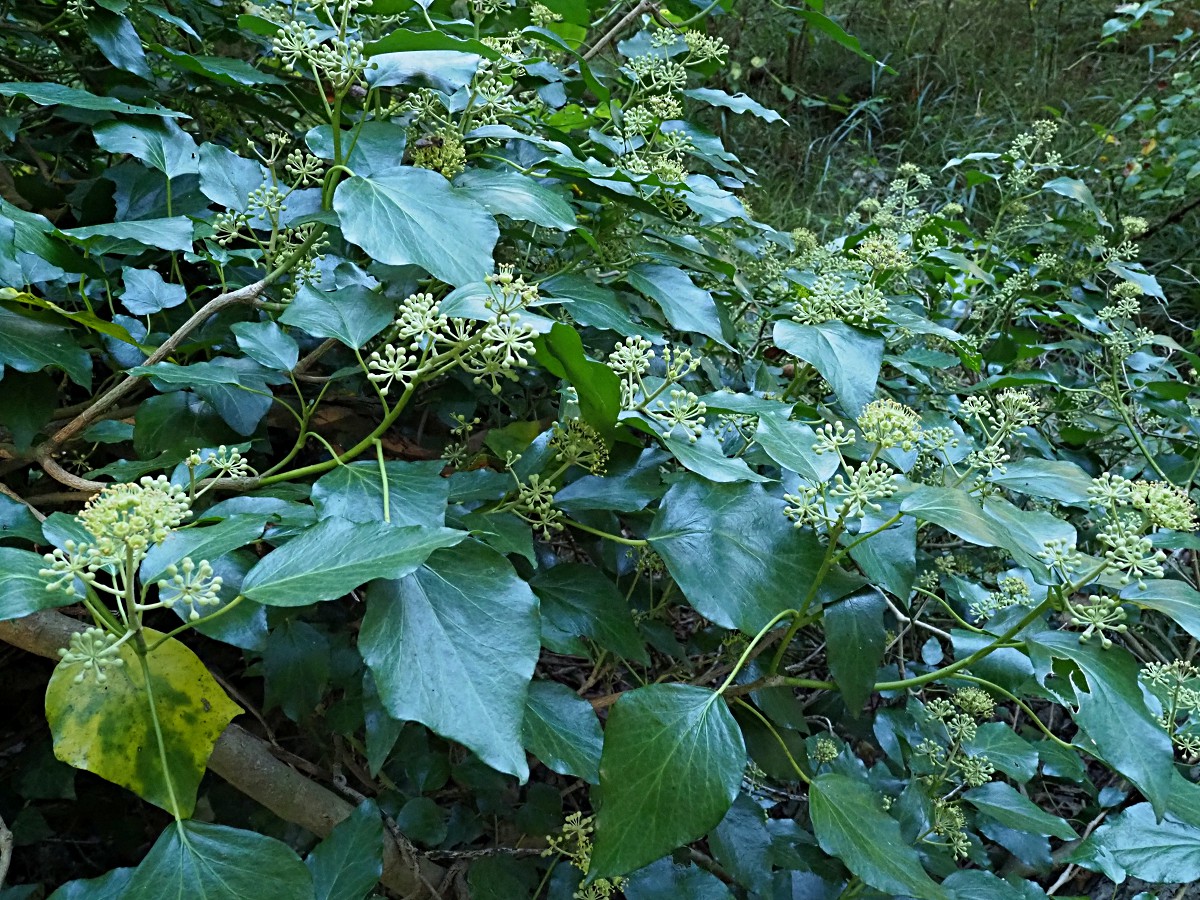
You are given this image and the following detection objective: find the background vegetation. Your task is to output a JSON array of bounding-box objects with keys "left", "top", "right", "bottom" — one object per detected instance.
[{"left": 0, "top": 0, "right": 1197, "bottom": 899}]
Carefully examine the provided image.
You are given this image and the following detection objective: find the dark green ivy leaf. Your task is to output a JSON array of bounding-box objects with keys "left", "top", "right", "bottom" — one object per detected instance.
[
  {"left": 124, "top": 821, "right": 314, "bottom": 899},
  {"left": 310, "top": 460, "right": 449, "bottom": 529},
  {"left": 823, "top": 588, "right": 887, "bottom": 715},
  {"left": 241, "top": 519, "right": 465, "bottom": 606},
  {"left": 1072, "top": 803, "right": 1200, "bottom": 885},
  {"left": 360, "top": 541, "right": 540, "bottom": 780},
  {"left": 772, "top": 320, "right": 882, "bottom": 415},
  {"left": 810, "top": 773, "right": 948, "bottom": 900},
  {"left": 0, "top": 307, "right": 92, "bottom": 388},
  {"left": 305, "top": 800, "right": 384, "bottom": 900},
  {"left": 531, "top": 563, "right": 647, "bottom": 662},
  {"left": 333, "top": 168, "right": 498, "bottom": 288},
  {"left": 522, "top": 680, "right": 603, "bottom": 783},
  {"left": 590, "top": 684, "right": 744, "bottom": 879},
  {"left": 648, "top": 475, "right": 826, "bottom": 634},
  {"left": 1027, "top": 632, "right": 1174, "bottom": 817},
  {"left": 0, "top": 547, "right": 77, "bottom": 621}
]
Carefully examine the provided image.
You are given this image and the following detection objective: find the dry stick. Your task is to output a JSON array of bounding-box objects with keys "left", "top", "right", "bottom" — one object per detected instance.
[
  {"left": 0, "top": 813, "right": 11, "bottom": 889},
  {"left": 582, "top": 0, "right": 657, "bottom": 60},
  {"left": 36, "top": 228, "right": 326, "bottom": 491},
  {"left": 0, "top": 609, "right": 446, "bottom": 899}
]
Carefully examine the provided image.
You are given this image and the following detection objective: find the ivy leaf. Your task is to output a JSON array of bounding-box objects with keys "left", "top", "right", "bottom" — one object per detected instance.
[
  {"left": 963, "top": 782, "right": 1078, "bottom": 839},
  {"left": 367, "top": 50, "right": 481, "bottom": 92},
  {"left": 153, "top": 46, "right": 285, "bottom": 86},
  {"left": 0, "top": 82, "right": 186, "bottom": 117},
  {"left": 753, "top": 412, "right": 838, "bottom": 482},
  {"left": 660, "top": 430, "right": 769, "bottom": 484},
  {"left": 988, "top": 457, "right": 1094, "bottom": 504},
  {"left": 1, "top": 491, "right": 47, "bottom": 543},
  {"left": 1027, "top": 632, "right": 1174, "bottom": 816},
  {"left": 0, "top": 547, "right": 77, "bottom": 620},
  {"left": 773, "top": 320, "right": 882, "bottom": 415},
  {"left": 279, "top": 283, "right": 395, "bottom": 349},
  {"left": 1043, "top": 176, "right": 1110, "bottom": 227},
  {"left": 334, "top": 168, "right": 498, "bottom": 287},
  {"left": 708, "top": 793, "right": 774, "bottom": 894},
  {"left": 1073, "top": 803, "right": 1200, "bottom": 884},
  {"left": 198, "top": 143, "right": 267, "bottom": 211},
  {"left": 130, "top": 359, "right": 274, "bottom": 436},
  {"left": 231, "top": 320, "right": 300, "bottom": 372},
  {"left": 648, "top": 476, "right": 826, "bottom": 633},
  {"left": 305, "top": 800, "right": 384, "bottom": 900},
  {"left": 554, "top": 447, "right": 668, "bottom": 513},
  {"left": 241, "top": 519, "right": 465, "bottom": 606},
  {"left": 94, "top": 119, "right": 199, "bottom": 179},
  {"left": 0, "top": 307, "right": 93, "bottom": 388},
  {"left": 86, "top": 9, "right": 152, "bottom": 79},
  {"left": 589, "top": 684, "right": 745, "bottom": 879},
  {"left": 623, "top": 858, "right": 734, "bottom": 899},
  {"left": 683, "top": 88, "right": 784, "bottom": 122},
  {"left": 263, "top": 620, "right": 331, "bottom": 722},
  {"left": 522, "top": 680, "right": 603, "bottom": 783},
  {"left": 45, "top": 631, "right": 242, "bottom": 818},
  {"left": 360, "top": 541, "right": 540, "bottom": 780},
  {"left": 533, "top": 323, "right": 622, "bottom": 440},
  {"left": 60, "top": 217, "right": 194, "bottom": 253},
  {"left": 455, "top": 168, "right": 576, "bottom": 230},
  {"left": 530, "top": 563, "right": 647, "bottom": 662},
  {"left": 810, "top": 774, "right": 948, "bottom": 900},
  {"left": 48, "top": 867, "right": 135, "bottom": 899},
  {"left": 964, "top": 723, "right": 1038, "bottom": 784},
  {"left": 625, "top": 264, "right": 730, "bottom": 348},
  {"left": 120, "top": 267, "right": 187, "bottom": 315},
  {"left": 1120, "top": 579, "right": 1200, "bottom": 640},
  {"left": 311, "top": 460, "right": 449, "bottom": 529},
  {"left": 823, "top": 588, "right": 887, "bottom": 714},
  {"left": 124, "top": 821, "right": 314, "bottom": 899},
  {"left": 140, "top": 514, "right": 269, "bottom": 583},
  {"left": 901, "top": 485, "right": 1075, "bottom": 573}
]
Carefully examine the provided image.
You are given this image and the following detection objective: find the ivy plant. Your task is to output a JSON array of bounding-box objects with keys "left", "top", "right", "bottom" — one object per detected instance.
[{"left": 0, "top": 0, "right": 1198, "bottom": 898}]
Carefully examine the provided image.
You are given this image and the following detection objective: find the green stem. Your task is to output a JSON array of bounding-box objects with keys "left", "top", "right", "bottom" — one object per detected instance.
[
  {"left": 769, "top": 522, "right": 844, "bottom": 673},
  {"left": 953, "top": 674, "right": 1074, "bottom": 750},
  {"left": 560, "top": 517, "right": 648, "bottom": 547},
  {"left": 732, "top": 698, "right": 811, "bottom": 785},
  {"left": 1110, "top": 364, "right": 1173, "bottom": 482},
  {"left": 716, "top": 609, "right": 799, "bottom": 696},
  {"left": 135, "top": 640, "right": 184, "bottom": 820},
  {"left": 147, "top": 595, "right": 247, "bottom": 652},
  {"left": 257, "top": 380, "right": 416, "bottom": 486},
  {"left": 376, "top": 439, "right": 390, "bottom": 524}
]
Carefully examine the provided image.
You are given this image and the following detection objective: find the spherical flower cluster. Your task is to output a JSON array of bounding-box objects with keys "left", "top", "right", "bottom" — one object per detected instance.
[
  {"left": 1088, "top": 473, "right": 1197, "bottom": 532},
  {"left": 792, "top": 273, "right": 888, "bottom": 328},
  {"left": 76, "top": 477, "right": 191, "bottom": 567},
  {"left": 829, "top": 460, "right": 897, "bottom": 519},
  {"left": 856, "top": 398, "right": 922, "bottom": 450},
  {"left": 58, "top": 627, "right": 125, "bottom": 686},
  {"left": 653, "top": 390, "right": 707, "bottom": 442},
  {"left": 409, "top": 132, "right": 467, "bottom": 180},
  {"left": 1070, "top": 594, "right": 1129, "bottom": 648},
  {"left": 157, "top": 558, "right": 224, "bottom": 622},
  {"left": 970, "top": 575, "right": 1033, "bottom": 619},
  {"left": 550, "top": 419, "right": 609, "bottom": 474}
]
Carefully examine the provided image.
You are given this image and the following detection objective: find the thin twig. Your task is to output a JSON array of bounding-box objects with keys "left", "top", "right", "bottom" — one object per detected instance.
[{"left": 583, "top": 0, "right": 656, "bottom": 60}]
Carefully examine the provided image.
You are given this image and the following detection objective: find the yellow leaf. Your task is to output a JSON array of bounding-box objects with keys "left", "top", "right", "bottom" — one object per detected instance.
[{"left": 45, "top": 630, "right": 241, "bottom": 817}]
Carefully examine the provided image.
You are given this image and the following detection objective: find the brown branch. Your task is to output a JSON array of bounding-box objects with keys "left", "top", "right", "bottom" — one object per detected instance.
[
  {"left": 39, "top": 278, "right": 271, "bottom": 459},
  {"left": 582, "top": 0, "right": 657, "bottom": 61},
  {"left": 0, "top": 609, "right": 444, "bottom": 898},
  {"left": 0, "top": 813, "right": 11, "bottom": 889}
]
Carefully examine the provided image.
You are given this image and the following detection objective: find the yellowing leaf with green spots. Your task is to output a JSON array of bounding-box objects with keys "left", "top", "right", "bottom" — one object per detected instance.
[{"left": 45, "top": 629, "right": 241, "bottom": 817}]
